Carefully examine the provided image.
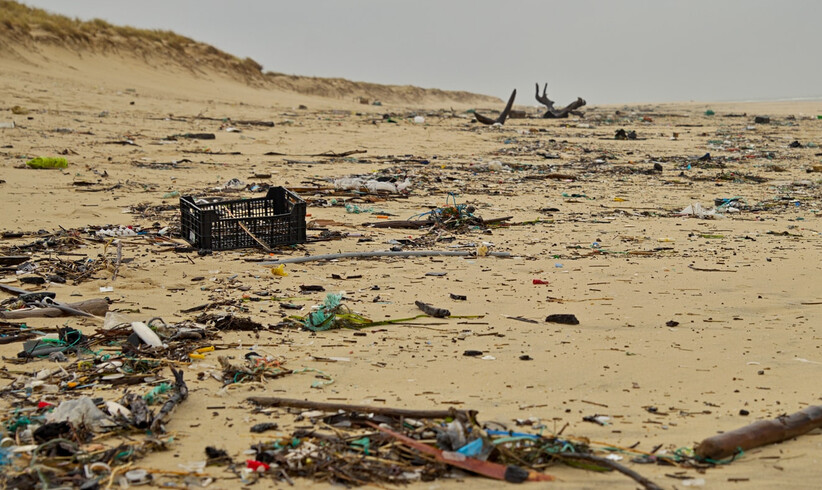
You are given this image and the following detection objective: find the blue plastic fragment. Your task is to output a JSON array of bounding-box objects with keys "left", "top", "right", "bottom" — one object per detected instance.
[{"left": 456, "top": 438, "right": 484, "bottom": 456}]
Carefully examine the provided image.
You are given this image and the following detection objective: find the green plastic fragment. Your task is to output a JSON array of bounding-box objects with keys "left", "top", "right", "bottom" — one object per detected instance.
[
  {"left": 143, "top": 383, "right": 171, "bottom": 404},
  {"left": 350, "top": 437, "right": 370, "bottom": 455},
  {"left": 27, "top": 157, "right": 68, "bottom": 169}
]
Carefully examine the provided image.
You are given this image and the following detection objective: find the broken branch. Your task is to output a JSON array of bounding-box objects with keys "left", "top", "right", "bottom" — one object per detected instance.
[
  {"left": 0, "top": 298, "right": 109, "bottom": 319},
  {"left": 415, "top": 301, "right": 450, "bottom": 318},
  {"left": 474, "top": 89, "right": 517, "bottom": 125},
  {"left": 557, "top": 453, "right": 663, "bottom": 490},
  {"left": 535, "top": 82, "right": 586, "bottom": 118}
]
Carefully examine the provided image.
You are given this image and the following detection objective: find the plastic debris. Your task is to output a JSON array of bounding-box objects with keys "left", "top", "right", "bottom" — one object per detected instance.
[{"left": 26, "top": 156, "right": 68, "bottom": 169}]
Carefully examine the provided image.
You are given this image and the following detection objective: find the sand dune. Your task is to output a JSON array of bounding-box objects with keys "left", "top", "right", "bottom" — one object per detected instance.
[{"left": 0, "top": 1, "right": 499, "bottom": 108}]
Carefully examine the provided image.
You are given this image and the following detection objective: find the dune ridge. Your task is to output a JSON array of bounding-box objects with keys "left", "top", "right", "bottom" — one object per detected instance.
[{"left": 0, "top": 0, "right": 500, "bottom": 106}]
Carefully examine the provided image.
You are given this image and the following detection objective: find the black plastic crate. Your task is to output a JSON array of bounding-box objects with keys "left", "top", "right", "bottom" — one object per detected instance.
[{"left": 180, "top": 187, "right": 306, "bottom": 251}]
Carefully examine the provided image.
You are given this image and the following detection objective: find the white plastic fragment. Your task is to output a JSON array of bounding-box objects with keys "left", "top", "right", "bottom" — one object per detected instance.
[
  {"left": 95, "top": 226, "right": 137, "bottom": 238},
  {"left": 47, "top": 397, "right": 112, "bottom": 431},
  {"left": 105, "top": 401, "right": 133, "bottom": 419},
  {"left": 334, "top": 177, "right": 411, "bottom": 194},
  {"left": 131, "top": 321, "right": 163, "bottom": 347}
]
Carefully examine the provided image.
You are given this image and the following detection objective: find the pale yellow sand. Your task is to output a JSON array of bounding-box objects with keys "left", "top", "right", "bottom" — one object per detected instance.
[{"left": 1, "top": 35, "right": 822, "bottom": 490}]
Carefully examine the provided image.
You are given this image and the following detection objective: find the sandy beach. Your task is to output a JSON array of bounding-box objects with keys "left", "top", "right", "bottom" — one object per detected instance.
[{"left": 2, "top": 8, "right": 822, "bottom": 489}]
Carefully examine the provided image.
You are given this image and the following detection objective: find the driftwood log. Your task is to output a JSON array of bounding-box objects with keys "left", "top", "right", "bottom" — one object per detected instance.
[
  {"left": 260, "top": 250, "right": 511, "bottom": 266},
  {"left": 535, "top": 83, "right": 586, "bottom": 118},
  {"left": 695, "top": 404, "right": 822, "bottom": 460},
  {"left": 0, "top": 298, "right": 109, "bottom": 319},
  {"left": 248, "top": 396, "right": 473, "bottom": 421},
  {"left": 474, "top": 89, "right": 517, "bottom": 125},
  {"left": 364, "top": 216, "right": 512, "bottom": 229}
]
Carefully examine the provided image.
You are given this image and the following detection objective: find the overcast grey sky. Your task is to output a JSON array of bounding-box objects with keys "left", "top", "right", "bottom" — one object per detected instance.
[{"left": 18, "top": 0, "right": 822, "bottom": 104}]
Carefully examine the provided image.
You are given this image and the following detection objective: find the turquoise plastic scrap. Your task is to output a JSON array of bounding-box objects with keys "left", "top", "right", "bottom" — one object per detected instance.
[
  {"left": 350, "top": 436, "right": 371, "bottom": 455},
  {"left": 143, "top": 383, "right": 170, "bottom": 404},
  {"left": 324, "top": 293, "right": 341, "bottom": 308},
  {"left": 456, "top": 438, "right": 484, "bottom": 456},
  {"left": 5, "top": 415, "right": 32, "bottom": 432},
  {"left": 304, "top": 293, "right": 342, "bottom": 332}
]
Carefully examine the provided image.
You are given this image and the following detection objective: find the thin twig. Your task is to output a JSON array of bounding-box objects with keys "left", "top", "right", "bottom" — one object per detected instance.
[
  {"left": 223, "top": 208, "right": 273, "bottom": 252},
  {"left": 558, "top": 453, "right": 663, "bottom": 490}
]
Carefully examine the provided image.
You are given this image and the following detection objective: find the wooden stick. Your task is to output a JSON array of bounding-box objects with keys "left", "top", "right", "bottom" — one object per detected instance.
[
  {"left": 366, "top": 219, "right": 436, "bottom": 229},
  {"left": 695, "top": 405, "right": 822, "bottom": 460},
  {"left": 557, "top": 453, "right": 663, "bottom": 490},
  {"left": 311, "top": 149, "right": 367, "bottom": 157},
  {"left": 247, "top": 396, "right": 471, "bottom": 420},
  {"left": 415, "top": 301, "right": 450, "bottom": 318},
  {"left": 235, "top": 120, "right": 275, "bottom": 127},
  {"left": 223, "top": 208, "right": 273, "bottom": 252},
  {"left": 524, "top": 173, "right": 576, "bottom": 181},
  {"left": 366, "top": 216, "right": 512, "bottom": 229},
  {"left": 150, "top": 368, "right": 189, "bottom": 433},
  {"left": 0, "top": 298, "right": 109, "bottom": 319},
  {"left": 260, "top": 250, "right": 511, "bottom": 266}
]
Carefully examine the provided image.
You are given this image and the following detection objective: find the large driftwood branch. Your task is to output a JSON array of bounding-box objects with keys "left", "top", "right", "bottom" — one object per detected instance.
[
  {"left": 0, "top": 298, "right": 109, "bottom": 319},
  {"left": 247, "top": 396, "right": 473, "bottom": 420},
  {"left": 474, "top": 89, "right": 517, "bottom": 125},
  {"left": 695, "top": 404, "right": 822, "bottom": 460},
  {"left": 535, "top": 83, "right": 556, "bottom": 111},
  {"left": 535, "top": 83, "right": 586, "bottom": 118}
]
